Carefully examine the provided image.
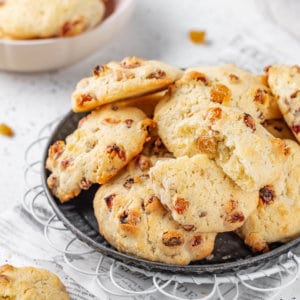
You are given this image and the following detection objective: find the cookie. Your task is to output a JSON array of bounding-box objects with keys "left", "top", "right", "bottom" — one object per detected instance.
[
  {"left": 46, "top": 105, "right": 154, "bottom": 202},
  {"left": 150, "top": 154, "right": 258, "bottom": 233},
  {"left": 0, "top": 0, "right": 105, "bottom": 39},
  {"left": 155, "top": 66, "right": 280, "bottom": 128},
  {"left": 110, "top": 90, "right": 168, "bottom": 118},
  {"left": 262, "top": 119, "right": 296, "bottom": 140},
  {"left": 0, "top": 264, "right": 69, "bottom": 300},
  {"left": 155, "top": 102, "right": 288, "bottom": 191},
  {"left": 238, "top": 140, "right": 300, "bottom": 252},
  {"left": 72, "top": 57, "right": 183, "bottom": 112},
  {"left": 266, "top": 64, "right": 300, "bottom": 143},
  {"left": 93, "top": 155, "right": 216, "bottom": 265}
]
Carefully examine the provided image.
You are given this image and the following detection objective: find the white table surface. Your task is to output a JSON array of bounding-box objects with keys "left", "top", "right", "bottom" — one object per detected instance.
[{"left": 1, "top": 0, "right": 300, "bottom": 299}]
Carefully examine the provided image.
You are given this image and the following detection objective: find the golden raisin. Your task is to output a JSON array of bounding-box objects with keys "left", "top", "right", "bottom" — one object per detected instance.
[
  {"left": 191, "top": 235, "right": 202, "bottom": 247},
  {"left": 254, "top": 89, "right": 265, "bottom": 104},
  {"left": 243, "top": 113, "right": 256, "bottom": 132},
  {"left": 120, "top": 57, "right": 141, "bottom": 69},
  {"left": 104, "top": 194, "right": 116, "bottom": 211},
  {"left": 225, "top": 212, "right": 245, "bottom": 223},
  {"left": 136, "top": 155, "right": 152, "bottom": 171},
  {"left": 79, "top": 178, "right": 92, "bottom": 190},
  {"left": 189, "top": 30, "right": 206, "bottom": 44},
  {"left": 174, "top": 198, "right": 189, "bottom": 214},
  {"left": 259, "top": 186, "right": 275, "bottom": 205},
  {"left": 290, "top": 90, "right": 300, "bottom": 99},
  {"left": 228, "top": 73, "right": 240, "bottom": 83},
  {"left": 146, "top": 70, "right": 166, "bottom": 79},
  {"left": 123, "top": 177, "right": 135, "bottom": 189},
  {"left": 0, "top": 123, "right": 14, "bottom": 137},
  {"left": 210, "top": 84, "right": 232, "bottom": 104},
  {"left": 204, "top": 107, "right": 222, "bottom": 124},
  {"left": 124, "top": 119, "right": 134, "bottom": 128},
  {"left": 79, "top": 94, "right": 94, "bottom": 106},
  {"left": 119, "top": 210, "right": 141, "bottom": 225},
  {"left": 196, "top": 135, "right": 218, "bottom": 155},
  {"left": 162, "top": 231, "right": 184, "bottom": 247}
]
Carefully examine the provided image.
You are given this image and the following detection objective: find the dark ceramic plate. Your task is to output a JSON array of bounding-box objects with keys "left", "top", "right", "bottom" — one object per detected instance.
[{"left": 42, "top": 111, "right": 300, "bottom": 275}]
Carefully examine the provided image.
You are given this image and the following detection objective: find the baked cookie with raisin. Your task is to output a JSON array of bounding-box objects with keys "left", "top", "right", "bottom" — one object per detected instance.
[
  {"left": 93, "top": 155, "right": 216, "bottom": 265},
  {"left": 154, "top": 66, "right": 281, "bottom": 140},
  {"left": 72, "top": 57, "right": 183, "bottom": 112},
  {"left": 0, "top": 264, "right": 69, "bottom": 300},
  {"left": 46, "top": 105, "right": 153, "bottom": 202},
  {"left": 155, "top": 102, "right": 288, "bottom": 191},
  {"left": 0, "top": 0, "right": 105, "bottom": 39},
  {"left": 187, "top": 65, "right": 281, "bottom": 121},
  {"left": 149, "top": 154, "right": 258, "bottom": 233},
  {"left": 238, "top": 140, "right": 300, "bottom": 252},
  {"left": 266, "top": 64, "right": 300, "bottom": 143}
]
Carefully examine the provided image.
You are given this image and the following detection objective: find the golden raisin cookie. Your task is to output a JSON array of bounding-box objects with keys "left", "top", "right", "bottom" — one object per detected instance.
[
  {"left": 266, "top": 64, "right": 300, "bottom": 143},
  {"left": 0, "top": 0, "right": 105, "bottom": 39},
  {"left": 262, "top": 119, "right": 296, "bottom": 140},
  {"left": 238, "top": 140, "right": 300, "bottom": 252},
  {"left": 93, "top": 155, "right": 216, "bottom": 265},
  {"left": 72, "top": 57, "right": 183, "bottom": 112},
  {"left": 155, "top": 102, "right": 288, "bottom": 191},
  {"left": 46, "top": 105, "right": 153, "bottom": 202},
  {"left": 0, "top": 264, "right": 70, "bottom": 300},
  {"left": 149, "top": 154, "right": 258, "bottom": 233},
  {"left": 154, "top": 66, "right": 280, "bottom": 130}
]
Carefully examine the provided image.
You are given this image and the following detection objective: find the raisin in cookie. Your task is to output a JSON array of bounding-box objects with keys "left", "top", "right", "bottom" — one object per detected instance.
[
  {"left": 72, "top": 57, "right": 183, "bottom": 112},
  {"left": 238, "top": 140, "right": 300, "bottom": 252},
  {"left": 149, "top": 154, "right": 258, "bottom": 233},
  {"left": 266, "top": 64, "right": 300, "bottom": 143},
  {"left": 93, "top": 155, "right": 216, "bottom": 265},
  {"left": 46, "top": 105, "right": 153, "bottom": 202},
  {"left": 155, "top": 102, "right": 288, "bottom": 191},
  {"left": 0, "top": 264, "right": 69, "bottom": 300},
  {"left": 0, "top": 0, "right": 105, "bottom": 39}
]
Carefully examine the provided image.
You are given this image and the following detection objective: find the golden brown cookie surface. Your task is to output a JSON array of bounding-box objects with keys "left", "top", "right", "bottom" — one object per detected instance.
[
  {"left": 72, "top": 57, "right": 183, "bottom": 112},
  {"left": 46, "top": 105, "right": 153, "bottom": 202},
  {"left": 0, "top": 264, "right": 70, "bottom": 300}
]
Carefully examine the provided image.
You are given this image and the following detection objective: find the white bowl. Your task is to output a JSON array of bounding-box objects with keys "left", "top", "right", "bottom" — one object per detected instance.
[{"left": 0, "top": 0, "right": 135, "bottom": 72}]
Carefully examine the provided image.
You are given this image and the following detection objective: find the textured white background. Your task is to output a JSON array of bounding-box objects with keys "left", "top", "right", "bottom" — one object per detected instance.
[{"left": 1, "top": 0, "right": 300, "bottom": 298}]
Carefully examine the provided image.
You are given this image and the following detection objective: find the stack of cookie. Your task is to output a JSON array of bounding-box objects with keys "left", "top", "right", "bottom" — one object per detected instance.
[{"left": 46, "top": 57, "right": 300, "bottom": 265}]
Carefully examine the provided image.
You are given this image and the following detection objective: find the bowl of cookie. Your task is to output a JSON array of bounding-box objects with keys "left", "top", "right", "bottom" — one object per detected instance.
[
  {"left": 42, "top": 57, "right": 300, "bottom": 273},
  {"left": 0, "top": 0, "right": 135, "bottom": 72}
]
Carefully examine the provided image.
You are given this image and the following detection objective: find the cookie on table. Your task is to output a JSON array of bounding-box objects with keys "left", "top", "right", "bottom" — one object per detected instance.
[
  {"left": 155, "top": 102, "right": 288, "bottom": 191},
  {"left": 93, "top": 155, "right": 216, "bottom": 265},
  {"left": 46, "top": 105, "right": 154, "bottom": 203},
  {"left": 72, "top": 57, "right": 183, "bottom": 112},
  {"left": 0, "top": 0, "right": 105, "bottom": 39},
  {"left": 262, "top": 119, "right": 296, "bottom": 140},
  {"left": 0, "top": 264, "right": 70, "bottom": 300},
  {"left": 266, "top": 64, "right": 300, "bottom": 143},
  {"left": 150, "top": 154, "right": 258, "bottom": 233},
  {"left": 238, "top": 140, "right": 300, "bottom": 252}
]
